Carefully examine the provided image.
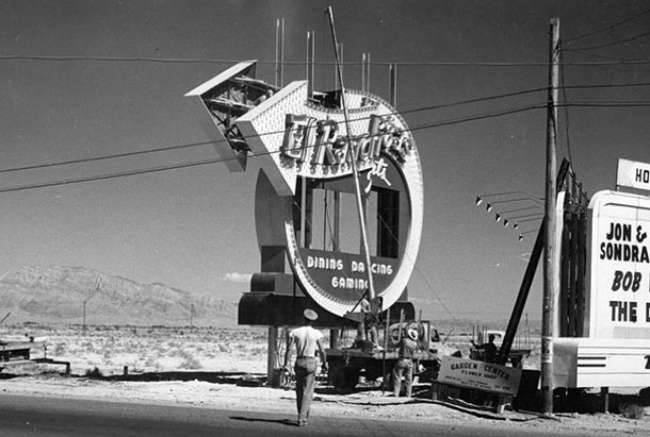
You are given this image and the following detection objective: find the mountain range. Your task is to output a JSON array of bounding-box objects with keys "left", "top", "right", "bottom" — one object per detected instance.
[{"left": 0, "top": 266, "right": 237, "bottom": 327}]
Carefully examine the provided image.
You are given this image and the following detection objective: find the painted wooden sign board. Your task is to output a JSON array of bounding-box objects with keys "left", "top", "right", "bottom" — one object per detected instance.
[{"left": 438, "top": 356, "right": 522, "bottom": 396}]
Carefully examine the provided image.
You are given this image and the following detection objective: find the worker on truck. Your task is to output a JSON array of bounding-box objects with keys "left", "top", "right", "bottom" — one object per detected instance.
[
  {"left": 356, "top": 298, "right": 379, "bottom": 350},
  {"left": 392, "top": 326, "right": 418, "bottom": 397}
]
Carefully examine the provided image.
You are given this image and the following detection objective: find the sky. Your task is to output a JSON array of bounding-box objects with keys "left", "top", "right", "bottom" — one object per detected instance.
[{"left": 0, "top": 0, "right": 649, "bottom": 325}]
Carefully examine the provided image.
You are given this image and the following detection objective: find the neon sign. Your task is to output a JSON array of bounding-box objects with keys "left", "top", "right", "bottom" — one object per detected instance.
[
  {"left": 187, "top": 62, "right": 423, "bottom": 317},
  {"left": 281, "top": 114, "right": 413, "bottom": 170}
]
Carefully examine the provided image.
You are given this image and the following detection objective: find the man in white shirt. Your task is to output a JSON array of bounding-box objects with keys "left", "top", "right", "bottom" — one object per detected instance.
[{"left": 284, "top": 308, "right": 327, "bottom": 426}]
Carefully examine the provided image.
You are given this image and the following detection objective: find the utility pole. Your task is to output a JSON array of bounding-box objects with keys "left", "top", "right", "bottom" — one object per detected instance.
[{"left": 542, "top": 17, "right": 560, "bottom": 416}]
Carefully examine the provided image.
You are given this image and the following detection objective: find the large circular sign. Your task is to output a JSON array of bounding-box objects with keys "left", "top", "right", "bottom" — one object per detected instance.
[{"left": 248, "top": 85, "right": 423, "bottom": 317}]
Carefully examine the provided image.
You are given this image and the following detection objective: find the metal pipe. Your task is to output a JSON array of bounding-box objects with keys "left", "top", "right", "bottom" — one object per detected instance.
[{"left": 326, "top": 6, "right": 376, "bottom": 300}]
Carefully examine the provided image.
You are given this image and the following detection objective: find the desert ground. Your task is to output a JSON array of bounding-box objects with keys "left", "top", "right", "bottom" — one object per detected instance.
[{"left": 1, "top": 324, "right": 649, "bottom": 436}]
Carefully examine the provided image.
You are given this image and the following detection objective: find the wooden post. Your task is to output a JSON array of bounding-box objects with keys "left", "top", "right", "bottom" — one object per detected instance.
[
  {"left": 267, "top": 326, "right": 278, "bottom": 386},
  {"left": 382, "top": 306, "right": 390, "bottom": 394},
  {"left": 569, "top": 188, "right": 579, "bottom": 336},
  {"left": 601, "top": 387, "right": 610, "bottom": 413},
  {"left": 541, "top": 17, "right": 560, "bottom": 416},
  {"left": 576, "top": 206, "right": 587, "bottom": 337}
]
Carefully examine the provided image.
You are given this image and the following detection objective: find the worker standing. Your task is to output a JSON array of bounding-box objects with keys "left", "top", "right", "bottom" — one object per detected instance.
[
  {"left": 392, "top": 326, "right": 418, "bottom": 397},
  {"left": 284, "top": 309, "right": 327, "bottom": 427},
  {"left": 471, "top": 334, "right": 498, "bottom": 363}
]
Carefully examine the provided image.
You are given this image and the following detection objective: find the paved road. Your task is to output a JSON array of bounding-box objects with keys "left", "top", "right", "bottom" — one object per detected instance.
[{"left": 0, "top": 393, "right": 589, "bottom": 437}]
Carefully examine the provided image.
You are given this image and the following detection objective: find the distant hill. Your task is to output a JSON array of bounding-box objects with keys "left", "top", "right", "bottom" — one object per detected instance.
[{"left": 0, "top": 266, "right": 237, "bottom": 327}]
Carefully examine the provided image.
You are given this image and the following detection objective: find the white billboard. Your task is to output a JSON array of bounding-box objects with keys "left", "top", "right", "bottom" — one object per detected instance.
[{"left": 586, "top": 190, "right": 650, "bottom": 339}]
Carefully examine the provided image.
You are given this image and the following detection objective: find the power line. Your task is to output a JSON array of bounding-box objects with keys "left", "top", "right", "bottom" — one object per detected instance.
[
  {"left": 0, "top": 55, "right": 549, "bottom": 67},
  {"left": 0, "top": 156, "right": 223, "bottom": 194},
  {"left": 0, "top": 85, "right": 550, "bottom": 175},
  {"left": 563, "top": 101, "right": 650, "bottom": 107},
  {"left": 565, "top": 6, "right": 650, "bottom": 43},
  {"left": 3, "top": 54, "right": 650, "bottom": 68},
  {"left": 565, "top": 29, "right": 650, "bottom": 52},
  {"left": 0, "top": 103, "right": 549, "bottom": 194},
  {"left": 2, "top": 94, "right": 650, "bottom": 194},
  {"left": 4, "top": 81, "right": 650, "bottom": 176},
  {"left": 409, "top": 103, "right": 546, "bottom": 132},
  {"left": 1, "top": 94, "right": 650, "bottom": 188},
  {"left": 565, "top": 50, "right": 650, "bottom": 73},
  {"left": 0, "top": 140, "right": 214, "bottom": 174},
  {"left": 0, "top": 55, "right": 244, "bottom": 65}
]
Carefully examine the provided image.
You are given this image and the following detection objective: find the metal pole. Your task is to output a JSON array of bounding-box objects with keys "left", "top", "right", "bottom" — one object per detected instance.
[
  {"left": 326, "top": 7, "right": 376, "bottom": 300},
  {"left": 275, "top": 19, "right": 280, "bottom": 88},
  {"left": 361, "top": 53, "right": 371, "bottom": 93},
  {"left": 366, "top": 53, "right": 371, "bottom": 93},
  {"left": 334, "top": 43, "right": 343, "bottom": 89},
  {"left": 542, "top": 17, "right": 560, "bottom": 416},
  {"left": 361, "top": 53, "right": 367, "bottom": 93},
  {"left": 307, "top": 31, "right": 315, "bottom": 98},
  {"left": 389, "top": 63, "right": 397, "bottom": 107},
  {"left": 275, "top": 19, "right": 285, "bottom": 88}
]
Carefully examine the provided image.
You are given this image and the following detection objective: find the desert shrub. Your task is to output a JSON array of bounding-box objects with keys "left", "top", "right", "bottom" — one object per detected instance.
[
  {"left": 169, "top": 347, "right": 184, "bottom": 357},
  {"left": 249, "top": 346, "right": 266, "bottom": 356},
  {"left": 144, "top": 356, "right": 159, "bottom": 369},
  {"left": 85, "top": 367, "right": 104, "bottom": 379},
  {"left": 53, "top": 342, "right": 67, "bottom": 356},
  {"left": 167, "top": 340, "right": 182, "bottom": 349},
  {"left": 81, "top": 341, "right": 95, "bottom": 353},
  {"left": 180, "top": 355, "right": 202, "bottom": 370},
  {"left": 176, "top": 349, "right": 202, "bottom": 370},
  {"left": 619, "top": 403, "right": 645, "bottom": 419},
  {"left": 217, "top": 343, "right": 230, "bottom": 353}
]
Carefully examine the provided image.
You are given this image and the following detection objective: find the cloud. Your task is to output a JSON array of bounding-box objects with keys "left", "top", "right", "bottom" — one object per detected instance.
[{"left": 223, "top": 272, "right": 252, "bottom": 283}]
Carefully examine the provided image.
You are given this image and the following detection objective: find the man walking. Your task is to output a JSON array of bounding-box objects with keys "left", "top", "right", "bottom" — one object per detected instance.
[{"left": 284, "top": 309, "right": 327, "bottom": 427}]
